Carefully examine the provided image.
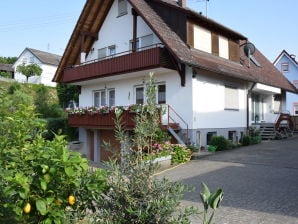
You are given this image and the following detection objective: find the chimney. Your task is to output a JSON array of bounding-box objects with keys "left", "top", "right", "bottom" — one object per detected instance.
[{"left": 177, "top": 0, "right": 186, "bottom": 8}]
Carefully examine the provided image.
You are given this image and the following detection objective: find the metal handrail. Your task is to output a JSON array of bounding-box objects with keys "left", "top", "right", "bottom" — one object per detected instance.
[
  {"left": 66, "top": 43, "right": 165, "bottom": 69},
  {"left": 165, "top": 104, "right": 189, "bottom": 143}
]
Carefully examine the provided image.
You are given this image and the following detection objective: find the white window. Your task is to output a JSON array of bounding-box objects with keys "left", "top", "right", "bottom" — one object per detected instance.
[
  {"left": 94, "top": 88, "right": 115, "bottom": 107},
  {"left": 135, "top": 86, "right": 144, "bottom": 104},
  {"left": 293, "top": 103, "right": 298, "bottom": 115},
  {"left": 98, "top": 45, "right": 116, "bottom": 60},
  {"left": 157, "top": 84, "right": 166, "bottom": 104},
  {"left": 225, "top": 86, "right": 239, "bottom": 110},
  {"left": 193, "top": 25, "right": 211, "bottom": 53},
  {"left": 130, "top": 34, "right": 153, "bottom": 51},
  {"left": 108, "top": 89, "right": 115, "bottom": 107},
  {"left": 98, "top": 48, "right": 106, "bottom": 60},
  {"left": 118, "top": 0, "right": 127, "bottom": 16},
  {"left": 22, "top": 58, "right": 28, "bottom": 64},
  {"left": 94, "top": 90, "right": 106, "bottom": 107},
  {"left": 281, "top": 63, "right": 289, "bottom": 73},
  {"left": 29, "top": 57, "right": 35, "bottom": 63}
]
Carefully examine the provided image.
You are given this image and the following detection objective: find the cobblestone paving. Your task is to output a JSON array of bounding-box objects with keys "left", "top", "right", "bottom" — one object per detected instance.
[{"left": 160, "top": 136, "right": 298, "bottom": 224}]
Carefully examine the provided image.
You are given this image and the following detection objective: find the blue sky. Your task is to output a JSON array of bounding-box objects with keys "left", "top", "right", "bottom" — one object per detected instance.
[{"left": 0, "top": 0, "right": 297, "bottom": 62}]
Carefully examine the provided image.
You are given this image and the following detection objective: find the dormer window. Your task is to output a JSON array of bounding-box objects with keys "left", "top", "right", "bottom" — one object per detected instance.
[
  {"left": 281, "top": 62, "right": 289, "bottom": 73},
  {"left": 118, "top": 0, "right": 127, "bottom": 17}
]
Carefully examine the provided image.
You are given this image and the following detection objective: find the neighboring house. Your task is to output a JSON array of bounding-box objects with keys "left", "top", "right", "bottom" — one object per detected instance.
[
  {"left": 273, "top": 50, "right": 298, "bottom": 115},
  {"left": 0, "top": 63, "right": 14, "bottom": 79},
  {"left": 13, "top": 48, "right": 61, "bottom": 87},
  {"left": 53, "top": 0, "right": 297, "bottom": 162}
]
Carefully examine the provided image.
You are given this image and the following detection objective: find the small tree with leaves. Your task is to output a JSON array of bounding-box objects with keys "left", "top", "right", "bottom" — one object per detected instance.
[
  {"left": 16, "top": 63, "right": 42, "bottom": 82},
  {"left": 95, "top": 73, "right": 197, "bottom": 223}
]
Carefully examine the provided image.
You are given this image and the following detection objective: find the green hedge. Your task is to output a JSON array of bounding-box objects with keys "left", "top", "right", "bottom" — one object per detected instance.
[
  {"left": 209, "top": 136, "right": 229, "bottom": 151},
  {"left": 44, "top": 118, "right": 78, "bottom": 141}
]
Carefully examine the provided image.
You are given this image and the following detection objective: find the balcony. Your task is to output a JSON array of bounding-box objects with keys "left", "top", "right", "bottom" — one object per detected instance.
[
  {"left": 62, "top": 45, "right": 175, "bottom": 83},
  {"left": 68, "top": 109, "right": 136, "bottom": 129}
]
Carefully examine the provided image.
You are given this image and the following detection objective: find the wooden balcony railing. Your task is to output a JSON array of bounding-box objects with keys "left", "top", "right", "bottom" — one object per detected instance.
[
  {"left": 62, "top": 45, "right": 174, "bottom": 83},
  {"left": 68, "top": 110, "right": 136, "bottom": 129}
]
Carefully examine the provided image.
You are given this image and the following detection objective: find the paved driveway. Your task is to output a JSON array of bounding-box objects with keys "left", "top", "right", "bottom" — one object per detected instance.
[{"left": 160, "top": 136, "right": 298, "bottom": 224}]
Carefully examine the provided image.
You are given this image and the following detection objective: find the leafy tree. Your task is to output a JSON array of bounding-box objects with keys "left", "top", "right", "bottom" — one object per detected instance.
[
  {"left": 16, "top": 63, "right": 42, "bottom": 82},
  {"left": 0, "top": 56, "right": 17, "bottom": 64},
  {"left": 56, "top": 83, "right": 79, "bottom": 108},
  {"left": 34, "top": 85, "right": 64, "bottom": 118},
  {"left": 0, "top": 71, "right": 11, "bottom": 78},
  {"left": 0, "top": 105, "right": 108, "bottom": 223}
]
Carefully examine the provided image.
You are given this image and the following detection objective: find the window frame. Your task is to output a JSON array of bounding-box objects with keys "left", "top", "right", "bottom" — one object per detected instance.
[
  {"left": 134, "top": 85, "right": 145, "bottom": 105},
  {"left": 118, "top": 0, "right": 128, "bottom": 17},
  {"left": 93, "top": 88, "right": 115, "bottom": 107},
  {"left": 157, "top": 83, "right": 166, "bottom": 104},
  {"left": 293, "top": 103, "right": 298, "bottom": 115},
  {"left": 281, "top": 62, "right": 289, "bottom": 73}
]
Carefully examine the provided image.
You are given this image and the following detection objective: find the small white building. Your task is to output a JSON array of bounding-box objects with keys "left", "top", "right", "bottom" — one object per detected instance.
[
  {"left": 13, "top": 48, "right": 61, "bottom": 87},
  {"left": 54, "top": 0, "right": 297, "bottom": 162}
]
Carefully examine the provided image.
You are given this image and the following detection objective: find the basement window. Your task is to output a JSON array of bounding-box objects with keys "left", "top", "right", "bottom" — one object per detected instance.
[{"left": 207, "top": 132, "right": 216, "bottom": 145}]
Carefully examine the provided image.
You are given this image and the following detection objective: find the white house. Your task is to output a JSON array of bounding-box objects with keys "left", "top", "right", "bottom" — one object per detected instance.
[
  {"left": 53, "top": 0, "right": 297, "bottom": 162},
  {"left": 13, "top": 48, "right": 61, "bottom": 87}
]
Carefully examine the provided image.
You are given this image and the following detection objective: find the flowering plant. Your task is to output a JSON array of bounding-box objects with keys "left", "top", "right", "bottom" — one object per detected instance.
[
  {"left": 86, "top": 106, "right": 98, "bottom": 114},
  {"left": 65, "top": 107, "right": 86, "bottom": 115},
  {"left": 98, "top": 105, "right": 110, "bottom": 114},
  {"left": 128, "top": 104, "right": 143, "bottom": 113}
]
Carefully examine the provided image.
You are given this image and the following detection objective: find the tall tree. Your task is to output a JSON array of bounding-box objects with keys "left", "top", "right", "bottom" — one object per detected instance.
[
  {"left": 0, "top": 56, "right": 17, "bottom": 64},
  {"left": 16, "top": 63, "right": 42, "bottom": 82}
]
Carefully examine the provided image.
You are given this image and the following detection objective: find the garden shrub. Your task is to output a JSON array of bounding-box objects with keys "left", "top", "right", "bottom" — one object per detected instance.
[
  {"left": 242, "top": 135, "right": 251, "bottom": 146},
  {"left": 0, "top": 105, "right": 107, "bottom": 223},
  {"left": 209, "top": 135, "right": 229, "bottom": 151},
  {"left": 8, "top": 82, "right": 21, "bottom": 94},
  {"left": 171, "top": 144, "right": 192, "bottom": 164},
  {"left": 95, "top": 156, "right": 196, "bottom": 224},
  {"left": 96, "top": 74, "right": 197, "bottom": 223}
]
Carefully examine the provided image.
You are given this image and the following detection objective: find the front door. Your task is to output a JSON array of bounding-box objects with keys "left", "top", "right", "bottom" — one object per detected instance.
[{"left": 251, "top": 93, "right": 264, "bottom": 123}]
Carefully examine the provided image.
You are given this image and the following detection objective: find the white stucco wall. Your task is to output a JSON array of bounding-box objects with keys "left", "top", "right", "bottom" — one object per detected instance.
[
  {"left": 192, "top": 71, "right": 247, "bottom": 129},
  {"left": 85, "top": 1, "right": 161, "bottom": 62}
]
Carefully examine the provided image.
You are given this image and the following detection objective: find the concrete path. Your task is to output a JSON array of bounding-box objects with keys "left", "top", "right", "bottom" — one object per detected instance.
[{"left": 160, "top": 136, "right": 298, "bottom": 224}]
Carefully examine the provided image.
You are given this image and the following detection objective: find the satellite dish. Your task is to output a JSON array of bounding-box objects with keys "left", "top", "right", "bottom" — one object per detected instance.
[{"left": 244, "top": 42, "right": 256, "bottom": 57}]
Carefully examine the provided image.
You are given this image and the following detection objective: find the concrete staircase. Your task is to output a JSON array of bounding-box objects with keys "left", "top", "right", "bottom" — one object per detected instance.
[{"left": 259, "top": 123, "right": 276, "bottom": 140}]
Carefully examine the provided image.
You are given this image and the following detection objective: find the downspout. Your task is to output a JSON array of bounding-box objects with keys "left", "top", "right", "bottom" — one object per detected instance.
[
  {"left": 247, "top": 82, "right": 256, "bottom": 129},
  {"left": 132, "top": 8, "right": 138, "bottom": 52}
]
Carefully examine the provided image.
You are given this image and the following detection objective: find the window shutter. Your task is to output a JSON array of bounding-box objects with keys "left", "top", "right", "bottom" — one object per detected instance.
[
  {"left": 118, "top": 0, "right": 127, "bottom": 16},
  {"left": 229, "top": 40, "right": 239, "bottom": 62},
  {"left": 212, "top": 33, "right": 219, "bottom": 56},
  {"left": 187, "top": 21, "right": 194, "bottom": 47},
  {"left": 225, "top": 86, "right": 239, "bottom": 110}
]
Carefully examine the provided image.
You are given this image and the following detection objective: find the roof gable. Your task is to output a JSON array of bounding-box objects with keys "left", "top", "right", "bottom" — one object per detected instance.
[
  {"left": 27, "top": 48, "right": 61, "bottom": 66},
  {"left": 273, "top": 50, "right": 298, "bottom": 68},
  {"left": 15, "top": 48, "right": 61, "bottom": 66},
  {"left": 53, "top": 0, "right": 297, "bottom": 93}
]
